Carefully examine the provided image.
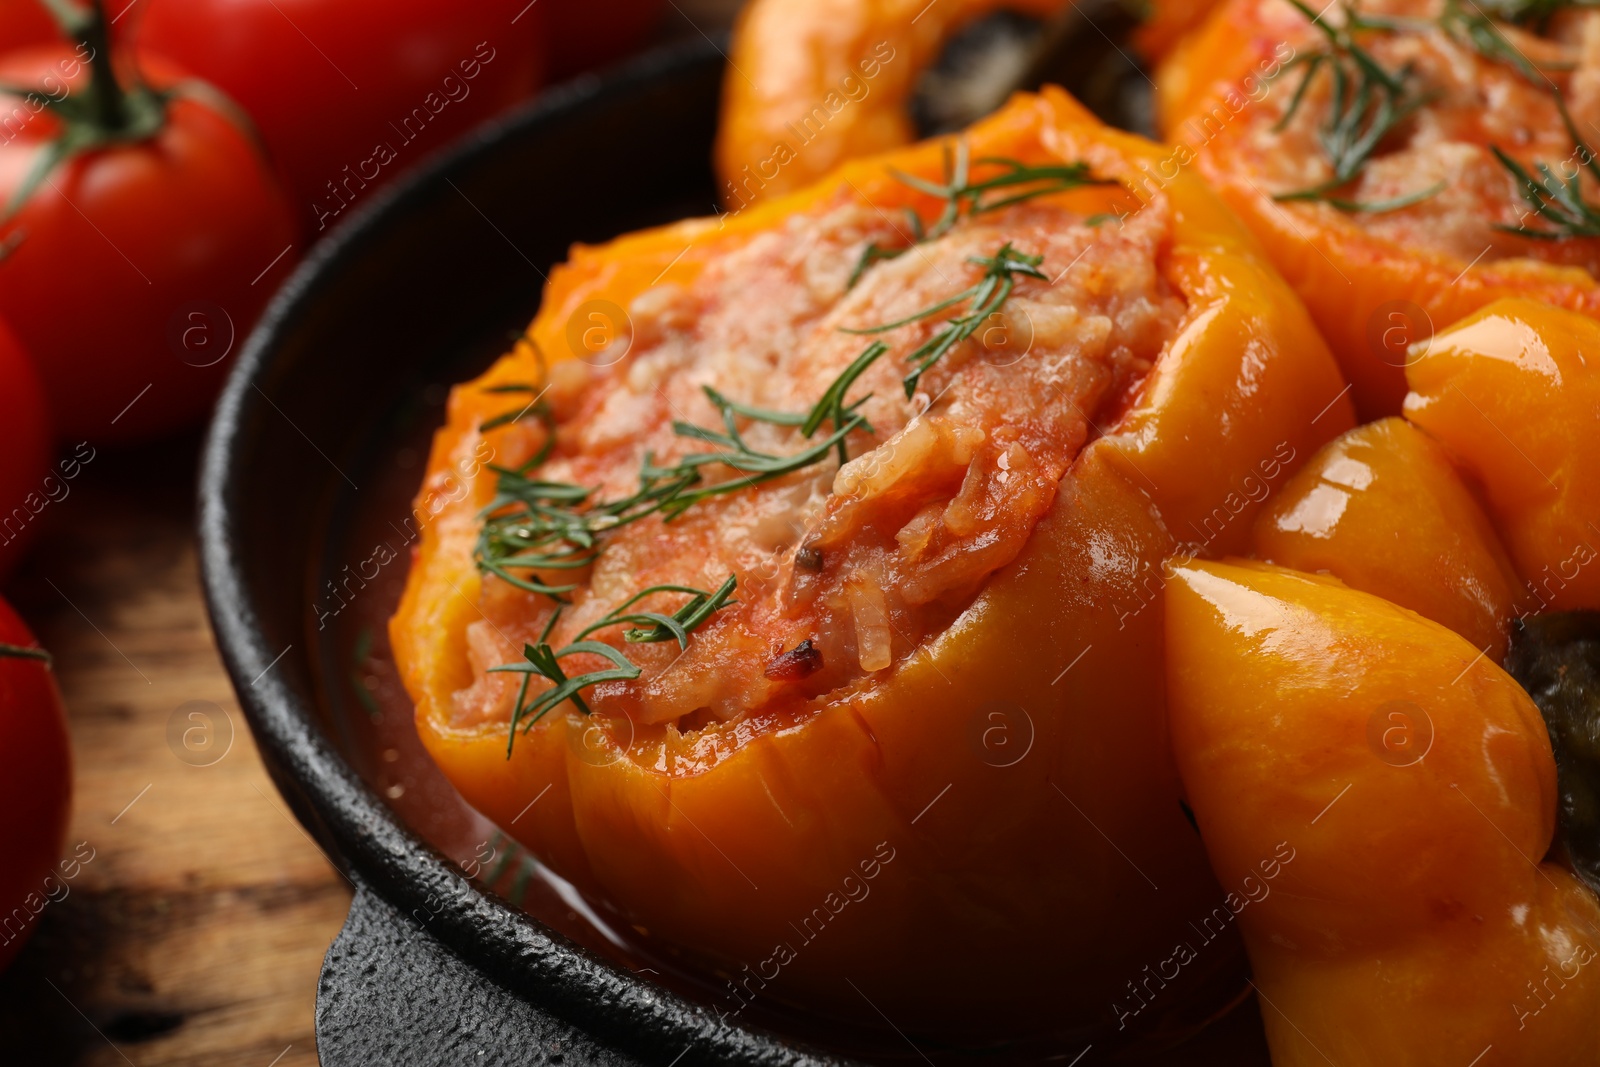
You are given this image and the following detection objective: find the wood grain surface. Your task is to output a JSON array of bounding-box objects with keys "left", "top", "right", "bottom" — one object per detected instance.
[{"left": 0, "top": 433, "right": 346, "bottom": 1067}]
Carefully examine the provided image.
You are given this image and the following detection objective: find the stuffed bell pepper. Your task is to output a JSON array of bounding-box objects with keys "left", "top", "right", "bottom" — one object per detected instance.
[
  {"left": 391, "top": 88, "right": 1352, "bottom": 1045},
  {"left": 1166, "top": 559, "right": 1600, "bottom": 1066},
  {"left": 716, "top": 0, "right": 1223, "bottom": 206},
  {"left": 1156, "top": 0, "right": 1600, "bottom": 416}
]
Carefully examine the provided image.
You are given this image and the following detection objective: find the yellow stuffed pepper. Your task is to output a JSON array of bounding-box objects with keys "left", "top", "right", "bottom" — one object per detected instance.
[
  {"left": 392, "top": 88, "right": 1352, "bottom": 1044},
  {"left": 1156, "top": 0, "right": 1600, "bottom": 417},
  {"left": 1405, "top": 299, "right": 1600, "bottom": 614},
  {"left": 716, "top": 0, "right": 1223, "bottom": 206},
  {"left": 717, "top": 0, "right": 1065, "bottom": 205}
]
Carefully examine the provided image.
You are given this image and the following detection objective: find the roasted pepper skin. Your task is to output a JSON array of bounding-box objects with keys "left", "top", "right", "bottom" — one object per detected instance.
[
  {"left": 1252, "top": 417, "right": 1524, "bottom": 661},
  {"left": 1165, "top": 559, "right": 1600, "bottom": 1066},
  {"left": 1154, "top": 0, "right": 1600, "bottom": 418},
  {"left": 1405, "top": 299, "right": 1600, "bottom": 614},
  {"left": 394, "top": 90, "right": 1353, "bottom": 1040},
  {"left": 716, "top": 0, "right": 1065, "bottom": 206}
]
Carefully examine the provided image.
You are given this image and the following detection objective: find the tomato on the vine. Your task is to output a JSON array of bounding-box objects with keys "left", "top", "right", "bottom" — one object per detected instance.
[
  {"left": 130, "top": 0, "right": 546, "bottom": 235},
  {"left": 0, "top": 596, "right": 72, "bottom": 975},
  {"left": 0, "top": 320, "right": 52, "bottom": 582},
  {"left": 0, "top": 7, "right": 298, "bottom": 445},
  {"left": 0, "top": 0, "right": 58, "bottom": 51}
]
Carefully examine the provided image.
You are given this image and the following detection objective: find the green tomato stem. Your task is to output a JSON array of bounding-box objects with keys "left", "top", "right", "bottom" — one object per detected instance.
[{"left": 81, "top": 0, "right": 128, "bottom": 131}]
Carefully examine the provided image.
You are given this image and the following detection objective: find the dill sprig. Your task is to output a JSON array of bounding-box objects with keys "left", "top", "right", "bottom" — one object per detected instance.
[
  {"left": 1475, "top": 0, "right": 1600, "bottom": 29},
  {"left": 476, "top": 388, "right": 865, "bottom": 600},
  {"left": 1439, "top": 0, "right": 1545, "bottom": 79},
  {"left": 477, "top": 238, "right": 1043, "bottom": 598},
  {"left": 847, "top": 245, "right": 904, "bottom": 290},
  {"left": 840, "top": 242, "right": 1047, "bottom": 397},
  {"left": 1492, "top": 89, "right": 1600, "bottom": 238},
  {"left": 848, "top": 140, "right": 1110, "bottom": 288},
  {"left": 800, "top": 341, "right": 887, "bottom": 462},
  {"left": 1439, "top": 0, "right": 1592, "bottom": 78},
  {"left": 490, "top": 577, "right": 737, "bottom": 752},
  {"left": 479, "top": 382, "right": 550, "bottom": 432},
  {"left": 1273, "top": 0, "right": 1443, "bottom": 212}
]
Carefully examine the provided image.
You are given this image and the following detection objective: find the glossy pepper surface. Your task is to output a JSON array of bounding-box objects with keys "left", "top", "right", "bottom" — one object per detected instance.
[
  {"left": 716, "top": 0, "right": 1227, "bottom": 208},
  {"left": 393, "top": 89, "right": 1353, "bottom": 1040},
  {"left": 1405, "top": 299, "right": 1600, "bottom": 615},
  {"left": 717, "top": 0, "right": 1064, "bottom": 206},
  {"left": 1252, "top": 416, "right": 1524, "bottom": 661},
  {"left": 1166, "top": 559, "right": 1600, "bottom": 1066}
]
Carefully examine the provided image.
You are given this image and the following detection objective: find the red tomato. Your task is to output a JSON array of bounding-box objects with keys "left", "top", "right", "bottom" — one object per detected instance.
[
  {"left": 0, "top": 44, "right": 298, "bottom": 444},
  {"left": 0, "top": 0, "right": 57, "bottom": 51},
  {"left": 130, "top": 0, "right": 545, "bottom": 235},
  {"left": 543, "top": 0, "right": 666, "bottom": 80},
  {"left": 0, "top": 320, "right": 52, "bottom": 582},
  {"left": 0, "top": 597, "right": 72, "bottom": 974}
]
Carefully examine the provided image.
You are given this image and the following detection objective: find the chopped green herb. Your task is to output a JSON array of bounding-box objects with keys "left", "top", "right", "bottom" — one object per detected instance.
[
  {"left": 476, "top": 395, "right": 863, "bottom": 600},
  {"left": 1273, "top": 0, "right": 1443, "bottom": 212},
  {"left": 1493, "top": 90, "right": 1600, "bottom": 239},
  {"left": 1438, "top": 0, "right": 1568, "bottom": 80},
  {"left": 840, "top": 242, "right": 1046, "bottom": 396},
  {"left": 490, "top": 578, "right": 737, "bottom": 753},
  {"left": 848, "top": 139, "right": 1110, "bottom": 287},
  {"left": 478, "top": 381, "right": 551, "bottom": 433}
]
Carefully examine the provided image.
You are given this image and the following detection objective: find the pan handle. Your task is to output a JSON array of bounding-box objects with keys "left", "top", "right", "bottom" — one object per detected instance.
[{"left": 316, "top": 875, "right": 647, "bottom": 1066}]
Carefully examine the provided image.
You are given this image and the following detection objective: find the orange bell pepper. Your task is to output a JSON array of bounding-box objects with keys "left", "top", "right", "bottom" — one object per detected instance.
[
  {"left": 1132, "top": 0, "right": 1228, "bottom": 62},
  {"left": 1405, "top": 298, "right": 1600, "bottom": 614},
  {"left": 716, "top": 0, "right": 1066, "bottom": 206},
  {"left": 1166, "top": 559, "right": 1600, "bottom": 1066},
  {"left": 393, "top": 89, "right": 1352, "bottom": 1041},
  {"left": 1155, "top": 0, "right": 1600, "bottom": 418},
  {"left": 716, "top": 0, "right": 1223, "bottom": 209},
  {"left": 1251, "top": 417, "right": 1524, "bottom": 661}
]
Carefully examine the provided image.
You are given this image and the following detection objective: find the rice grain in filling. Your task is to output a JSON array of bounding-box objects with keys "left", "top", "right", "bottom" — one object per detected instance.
[
  {"left": 1194, "top": 0, "right": 1600, "bottom": 274},
  {"left": 449, "top": 192, "right": 1184, "bottom": 758}
]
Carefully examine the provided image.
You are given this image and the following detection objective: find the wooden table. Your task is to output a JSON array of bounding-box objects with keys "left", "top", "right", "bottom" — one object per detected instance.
[
  {"left": 0, "top": 432, "right": 348, "bottom": 1067},
  {"left": 0, "top": 8, "right": 745, "bottom": 1066}
]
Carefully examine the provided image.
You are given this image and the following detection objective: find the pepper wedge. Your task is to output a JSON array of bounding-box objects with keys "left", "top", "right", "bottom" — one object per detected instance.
[{"left": 1166, "top": 559, "right": 1600, "bottom": 1066}]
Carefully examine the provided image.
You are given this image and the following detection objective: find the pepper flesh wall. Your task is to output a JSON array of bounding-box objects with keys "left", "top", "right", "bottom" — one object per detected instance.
[
  {"left": 1252, "top": 417, "right": 1524, "bottom": 661},
  {"left": 392, "top": 89, "right": 1353, "bottom": 1042},
  {"left": 1166, "top": 559, "right": 1600, "bottom": 1066},
  {"left": 1405, "top": 298, "right": 1600, "bottom": 614},
  {"left": 716, "top": 0, "right": 1068, "bottom": 204}
]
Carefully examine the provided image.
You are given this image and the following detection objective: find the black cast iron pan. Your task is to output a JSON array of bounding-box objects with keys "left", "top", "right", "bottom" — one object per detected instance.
[
  {"left": 198, "top": 38, "right": 856, "bottom": 1067},
  {"left": 197, "top": 25, "right": 1229, "bottom": 1067}
]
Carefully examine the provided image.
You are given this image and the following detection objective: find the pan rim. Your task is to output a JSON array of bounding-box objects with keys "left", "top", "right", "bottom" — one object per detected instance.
[{"left": 196, "top": 37, "right": 848, "bottom": 1067}]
